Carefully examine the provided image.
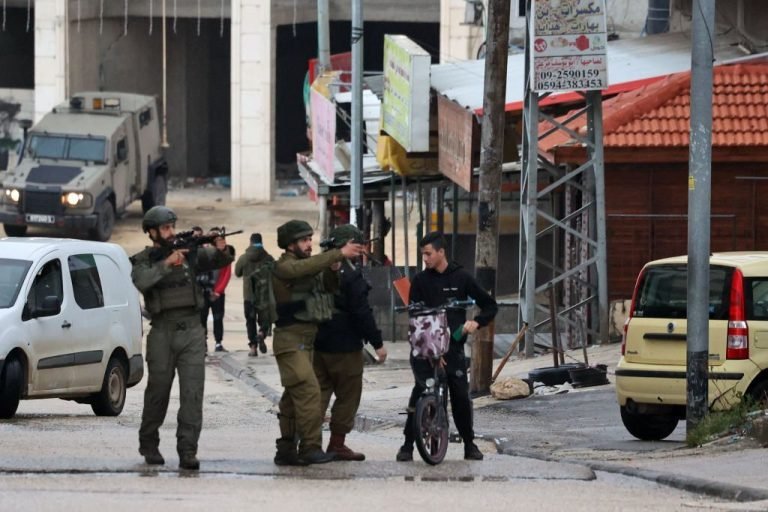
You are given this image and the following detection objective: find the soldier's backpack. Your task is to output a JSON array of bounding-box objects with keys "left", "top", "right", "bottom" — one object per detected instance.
[{"left": 249, "top": 260, "right": 277, "bottom": 334}]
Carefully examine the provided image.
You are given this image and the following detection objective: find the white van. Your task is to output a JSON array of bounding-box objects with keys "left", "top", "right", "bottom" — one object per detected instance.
[{"left": 0, "top": 238, "right": 143, "bottom": 418}]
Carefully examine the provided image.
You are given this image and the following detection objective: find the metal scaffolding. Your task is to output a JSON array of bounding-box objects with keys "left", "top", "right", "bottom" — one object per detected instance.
[{"left": 519, "top": 87, "right": 609, "bottom": 358}]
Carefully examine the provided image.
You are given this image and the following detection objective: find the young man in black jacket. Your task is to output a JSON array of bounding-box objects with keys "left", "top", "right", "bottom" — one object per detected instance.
[
  {"left": 397, "top": 231, "right": 498, "bottom": 462},
  {"left": 314, "top": 225, "right": 387, "bottom": 461}
]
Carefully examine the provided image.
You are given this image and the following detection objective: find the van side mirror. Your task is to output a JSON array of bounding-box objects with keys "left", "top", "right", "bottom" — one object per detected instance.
[
  {"left": 116, "top": 145, "right": 127, "bottom": 162},
  {"left": 32, "top": 295, "right": 61, "bottom": 318}
]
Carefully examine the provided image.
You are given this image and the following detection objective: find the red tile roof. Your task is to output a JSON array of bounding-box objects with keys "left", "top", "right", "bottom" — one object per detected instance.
[{"left": 540, "top": 63, "right": 768, "bottom": 158}]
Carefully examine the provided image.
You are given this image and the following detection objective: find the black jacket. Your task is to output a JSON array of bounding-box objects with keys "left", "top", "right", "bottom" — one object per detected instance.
[
  {"left": 409, "top": 262, "right": 498, "bottom": 345},
  {"left": 315, "top": 265, "right": 383, "bottom": 353}
]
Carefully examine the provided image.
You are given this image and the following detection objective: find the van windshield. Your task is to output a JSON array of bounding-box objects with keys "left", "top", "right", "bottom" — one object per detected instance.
[
  {"left": 633, "top": 264, "right": 731, "bottom": 320},
  {"left": 28, "top": 135, "right": 107, "bottom": 163},
  {"left": 0, "top": 258, "right": 32, "bottom": 309}
]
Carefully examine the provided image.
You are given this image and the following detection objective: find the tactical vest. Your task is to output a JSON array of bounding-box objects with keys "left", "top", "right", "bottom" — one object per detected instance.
[
  {"left": 275, "top": 272, "right": 334, "bottom": 324},
  {"left": 144, "top": 262, "right": 201, "bottom": 315}
]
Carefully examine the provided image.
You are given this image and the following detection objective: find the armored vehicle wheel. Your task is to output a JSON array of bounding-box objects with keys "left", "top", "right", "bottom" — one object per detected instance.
[
  {"left": 152, "top": 173, "right": 167, "bottom": 206},
  {"left": 141, "top": 173, "right": 168, "bottom": 213},
  {"left": 91, "top": 201, "right": 115, "bottom": 241},
  {"left": 91, "top": 357, "right": 127, "bottom": 416},
  {"left": 3, "top": 224, "right": 27, "bottom": 237},
  {"left": 0, "top": 357, "right": 23, "bottom": 419}
]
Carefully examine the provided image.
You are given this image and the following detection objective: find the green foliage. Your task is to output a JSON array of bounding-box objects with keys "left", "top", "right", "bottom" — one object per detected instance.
[{"left": 686, "top": 393, "right": 762, "bottom": 447}]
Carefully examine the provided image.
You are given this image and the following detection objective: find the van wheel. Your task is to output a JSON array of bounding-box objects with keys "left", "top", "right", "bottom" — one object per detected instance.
[
  {"left": 91, "top": 357, "right": 127, "bottom": 416},
  {"left": 620, "top": 405, "right": 678, "bottom": 441},
  {"left": 91, "top": 201, "right": 115, "bottom": 242},
  {"left": 4, "top": 224, "right": 27, "bottom": 237},
  {"left": 0, "top": 358, "right": 23, "bottom": 419}
]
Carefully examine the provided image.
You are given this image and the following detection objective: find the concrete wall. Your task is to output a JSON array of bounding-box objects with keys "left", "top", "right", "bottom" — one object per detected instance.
[
  {"left": 231, "top": 0, "right": 276, "bottom": 202},
  {"left": 34, "top": 0, "right": 66, "bottom": 122}
]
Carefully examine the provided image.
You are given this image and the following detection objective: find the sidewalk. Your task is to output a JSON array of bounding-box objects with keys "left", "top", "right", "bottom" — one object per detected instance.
[{"left": 211, "top": 318, "right": 768, "bottom": 504}]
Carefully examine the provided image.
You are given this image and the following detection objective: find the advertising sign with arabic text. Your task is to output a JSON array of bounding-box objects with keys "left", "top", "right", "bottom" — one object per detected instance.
[
  {"left": 310, "top": 89, "right": 337, "bottom": 183},
  {"left": 382, "top": 35, "right": 431, "bottom": 152},
  {"left": 530, "top": 0, "right": 609, "bottom": 92}
]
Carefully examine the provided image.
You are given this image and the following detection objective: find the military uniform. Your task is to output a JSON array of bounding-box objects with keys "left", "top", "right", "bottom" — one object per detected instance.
[
  {"left": 272, "top": 220, "right": 345, "bottom": 466},
  {"left": 314, "top": 225, "right": 384, "bottom": 461},
  {"left": 131, "top": 207, "right": 234, "bottom": 469},
  {"left": 234, "top": 234, "right": 274, "bottom": 353}
]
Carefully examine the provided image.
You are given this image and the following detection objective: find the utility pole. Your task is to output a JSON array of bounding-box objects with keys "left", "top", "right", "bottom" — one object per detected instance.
[
  {"left": 470, "top": 0, "right": 511, "bottom": 394},
  {"left": 686, "top": 0, "right": 715, "bottom": 433},
  {"left": 317, "top": 0, "right": 331, "bottom": 73},
  {"left": 317, "top": 0, "right": 331, "bottom": 239},
  {"left": 350, "top": 0, "right": 364, "bottom": 229}
]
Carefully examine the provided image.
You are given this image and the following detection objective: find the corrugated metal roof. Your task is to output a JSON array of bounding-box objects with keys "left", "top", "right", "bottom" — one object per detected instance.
[{"left": 430, "top": 31, "right": 768, "bottom": 114}]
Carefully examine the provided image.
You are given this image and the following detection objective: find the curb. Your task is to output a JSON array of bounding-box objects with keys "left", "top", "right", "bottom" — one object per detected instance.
[
  {"left": 496, "top": 443, "right": 768, "bottom": 503},
  {"left": 218, "top": 354, "right": 401, "bottom": 434}
]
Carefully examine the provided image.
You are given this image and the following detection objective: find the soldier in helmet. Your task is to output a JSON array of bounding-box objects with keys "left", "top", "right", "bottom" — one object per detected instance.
[
  {"left": 272, "top": 219, "right": 365, "bottom": 466},
  {"left": 131, "top": 206, "right": 234, "bottom": 471},
  {"left": 314, "top": 224, "right": 387, "bottom": 461}
]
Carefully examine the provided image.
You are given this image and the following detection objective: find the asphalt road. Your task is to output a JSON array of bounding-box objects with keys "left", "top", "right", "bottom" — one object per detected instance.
[{"left": 0, "top": 360, "right": 733, "bottom": 512}]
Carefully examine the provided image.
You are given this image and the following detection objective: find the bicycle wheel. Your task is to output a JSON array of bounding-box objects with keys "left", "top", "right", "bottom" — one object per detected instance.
[{"left": 414, "top": 394, "right": 449, "bottom": 465}]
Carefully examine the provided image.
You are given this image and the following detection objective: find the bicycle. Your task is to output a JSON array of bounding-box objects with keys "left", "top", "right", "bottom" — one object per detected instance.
[{"left": 396, "top": 299, "right": 475, "bottom": 465}]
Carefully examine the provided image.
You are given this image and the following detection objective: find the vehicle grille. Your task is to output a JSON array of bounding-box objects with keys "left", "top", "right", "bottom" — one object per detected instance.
[{"left": 23, "top": 190, "right": 63, "bottom": 215}]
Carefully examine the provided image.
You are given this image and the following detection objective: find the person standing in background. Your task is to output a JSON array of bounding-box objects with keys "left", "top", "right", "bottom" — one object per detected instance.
[{"left": 235, "top": 233, "right": 274, "bottom": 356}]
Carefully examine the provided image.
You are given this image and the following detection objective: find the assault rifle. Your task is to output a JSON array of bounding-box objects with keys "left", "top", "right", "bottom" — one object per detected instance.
[
  {"left": 149, "top": 228, "right": 242, "bottom": 261},
  {"left": 170, "top": 228, "right": 243, "bottom": 250},
  {"left": 319, "top": 236, "right": 379, "bottom": 250}
]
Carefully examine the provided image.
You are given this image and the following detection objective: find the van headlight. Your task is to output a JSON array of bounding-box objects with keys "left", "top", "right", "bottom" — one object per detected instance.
[
  {"left": 3, "top": 188, "right": 20, "bottom": 204},
  {"left": 61, "top": 191, "right": 93, "bottom": 208}
]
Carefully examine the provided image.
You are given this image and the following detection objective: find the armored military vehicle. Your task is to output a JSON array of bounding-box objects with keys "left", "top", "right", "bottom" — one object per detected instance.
[{"left": 0, "top": 92, "right": 168, "bottom": 241}]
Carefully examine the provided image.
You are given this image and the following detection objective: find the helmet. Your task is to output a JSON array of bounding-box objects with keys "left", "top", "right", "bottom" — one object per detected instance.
[
  {"left": 327, "top": 224, "right": 364, "bottom": 248},
  {"left": 142, "top": 206, "right": 178, "bottom": 233},
  {"left": 277, "top": 220, "right": 314, "bottom": 249}
]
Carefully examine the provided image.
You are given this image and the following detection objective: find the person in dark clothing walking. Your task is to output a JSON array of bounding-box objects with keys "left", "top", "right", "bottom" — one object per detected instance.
[
  {"left": 396, "top": 231, "right": 498, "bottom": 462},
  {"left": 234, "top": 233, "right": 274, "bottom": 356},
  {"left": 314, "top": 225, "right": 388, "bottom": 461}
]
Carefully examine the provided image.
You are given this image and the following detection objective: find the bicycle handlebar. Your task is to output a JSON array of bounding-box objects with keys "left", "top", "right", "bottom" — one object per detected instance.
[{"left": 394, "top": 299, "right": 475, "bottom": 314}]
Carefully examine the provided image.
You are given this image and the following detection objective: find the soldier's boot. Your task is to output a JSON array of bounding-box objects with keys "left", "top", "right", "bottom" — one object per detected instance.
[
  {"left": 179, "top": 453, "right": 200, "bottom": 470},
  {"left": 297, "top": 447, "right": 335, "bottom": 465},
  {"left": 274, "top": 437, "right": 307, "bottom": 466},
  {"left": 326, "top": 433, "right": 365, "bottom": 461},
  {"left": 139, "top": 447, "right": 165, "bottom": 465}
]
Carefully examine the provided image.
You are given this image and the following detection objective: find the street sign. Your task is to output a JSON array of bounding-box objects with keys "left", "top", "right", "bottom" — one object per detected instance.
[
  {"left": 530, "top": 0, "right": 609, "bottom": 92},
  {"left": 382, "top": 35, "right": 431, "bottom": 152},
  {"left": 310, "top": 89, "right": 337, "bottom": 183}
]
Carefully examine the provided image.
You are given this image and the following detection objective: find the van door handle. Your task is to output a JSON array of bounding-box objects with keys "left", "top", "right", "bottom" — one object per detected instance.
[{"left": 61, "top": 321, "right": 71, "bottom": 329}]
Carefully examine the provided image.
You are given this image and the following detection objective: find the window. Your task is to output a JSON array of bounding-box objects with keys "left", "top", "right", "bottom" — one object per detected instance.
[
  {"left": 25, "top": 259, "right": 63, "bottom": 319},
  {"left": 28, "top": 135, "right": 107, "bottom": 163},
  {"left": 0, "top": 258, "right": 32, "bottom": 308},
  {"left": 69, "top": 138, "right": 107, "bottom": 162},
  {"left": 139, "top": 108, "right": 152, "bottom": 128},
  {"left": 68, "top": 254, "right": 104, "bottom": 310},
  {"left": 116, "top": 138, "right": 128, "bottom": 162},
  {"left": 633, "top": 264, "right": 731, "bottom": 320},
  {"left": 745, "top": 278, "right": 768, "bottom": 321}
]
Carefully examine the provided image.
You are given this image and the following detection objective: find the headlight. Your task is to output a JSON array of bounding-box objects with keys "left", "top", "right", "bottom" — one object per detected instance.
[
  {"left": 4, "top": 188, "right": 20, "bottom": 204},
  {"left": 425, "top": 378, "right": 436, "bottom": 388},
  {"left": 61, "top": 191, "right": 93, "bottom": 208}
]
